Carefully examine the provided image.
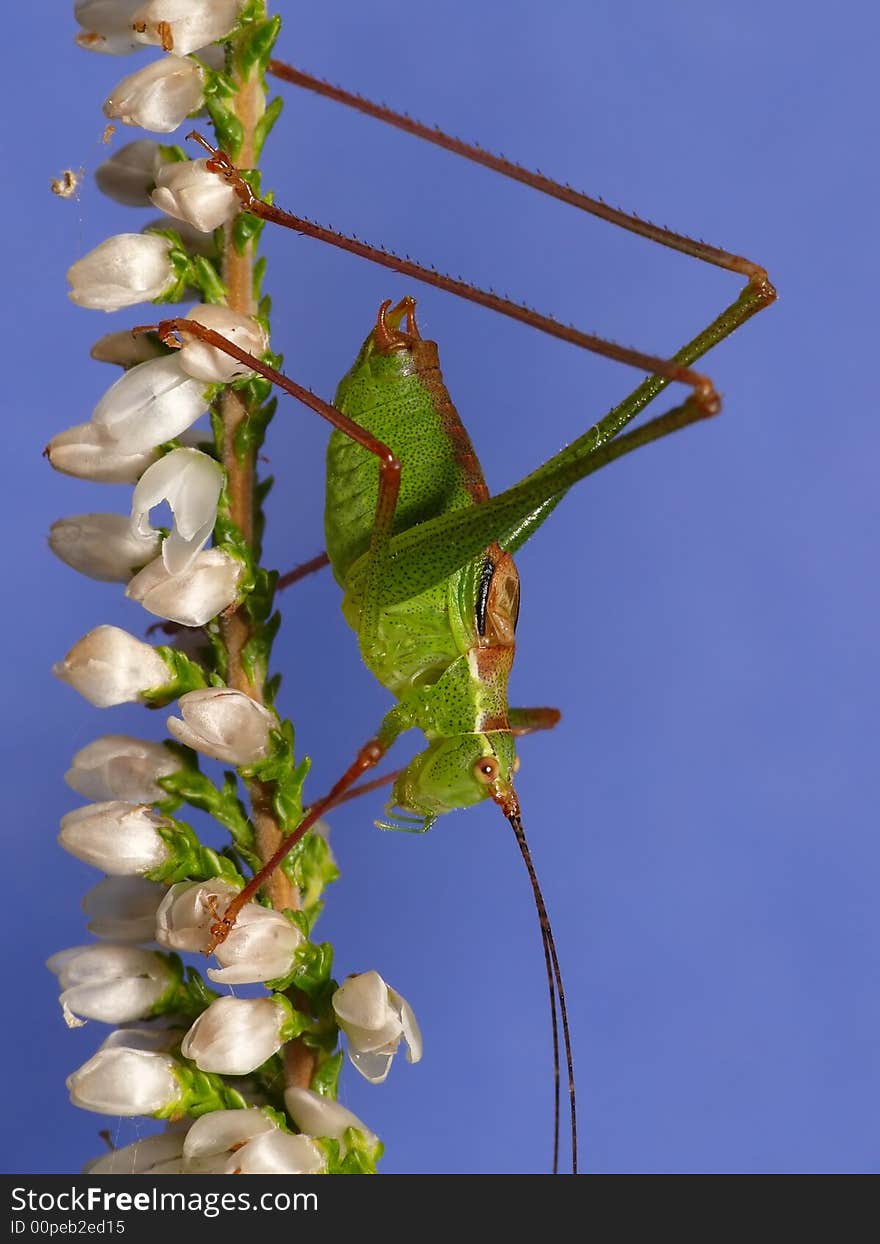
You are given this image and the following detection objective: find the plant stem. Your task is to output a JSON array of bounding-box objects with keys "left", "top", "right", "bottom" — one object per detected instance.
[{"left": 219, "top": 43, "right": 295, "bottom": 918}]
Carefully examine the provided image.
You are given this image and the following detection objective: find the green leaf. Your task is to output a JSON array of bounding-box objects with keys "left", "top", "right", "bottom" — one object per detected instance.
[
  {"left": 190, "top": 255, "right": 227, "bottom": 304},
  {"left": 236, "top": 13, "right": 281, "bottom": 76},
  {"left": 141, "top": 648, "right": 209, "bottom": 708},
  {"left": 309, "top": 1050, "right": 344, "bottom": 1100},
  {"left": 254, "top": 95, "right": 283, "bottom": 159},
  {"left": 232, "top": 210, "right": 264, "bottom": 255}
]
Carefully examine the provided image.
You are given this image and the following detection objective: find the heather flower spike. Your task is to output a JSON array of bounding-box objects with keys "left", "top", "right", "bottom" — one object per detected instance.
[{"left": 53, "top": 1, "right": 378, "bottom": 1174}]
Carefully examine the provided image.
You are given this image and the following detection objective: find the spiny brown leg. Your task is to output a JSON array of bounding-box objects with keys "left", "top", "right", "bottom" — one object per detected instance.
[
  {"left": 188, "top": 132, "right": 719, "bottom": 412},
  {"left": 277, "top": 551, "right": 330, "bottom": 591},
  {"left": 321, "top": 767, "right": 403, "bottom": 811},
  {"left": 267, "top": 60, "right": 773, "bottom": 293},
  {"left": 208, "top": 737, "right": 388, "bottom": 950}
]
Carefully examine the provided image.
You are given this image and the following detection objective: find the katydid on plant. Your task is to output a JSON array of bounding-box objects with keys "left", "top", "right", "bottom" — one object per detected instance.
[{"left": 141, "top": 82, "right": 773, "bottom": 1172}]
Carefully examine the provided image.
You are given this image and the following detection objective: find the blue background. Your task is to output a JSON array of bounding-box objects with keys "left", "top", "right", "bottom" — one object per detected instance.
[{"left": 4, "top": 2, "right": 877, "bottom": 1174}]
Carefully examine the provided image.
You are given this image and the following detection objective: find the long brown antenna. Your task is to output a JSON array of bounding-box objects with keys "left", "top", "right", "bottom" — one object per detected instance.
[{"left": 506, "top": 810, "right": 578, "bottom": 1174}]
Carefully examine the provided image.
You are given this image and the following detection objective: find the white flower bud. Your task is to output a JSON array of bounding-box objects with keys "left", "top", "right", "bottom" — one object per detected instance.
[
  {"left": 49, "top": 513, "right": 160, "bottom": 582},
  {"left": 91, "top": 329, "right": 167, "bottom": 368},
  {"left": 104, "top": 56, "right": 205, "bottom": 134},
  {"left": 67, "top": 1046, "right": 182, "bottom": 1116},
  {"left": 284, "top": 1086, "right": 377, "bottom": 1147},
  {"left": 68, "top": 233, "right": 176, "bottom": 311},
  {"left": 66, "top": 734, "right": 180, "bottom": 803},
  {"left": 75, "top": 0, "right": 142, "bottom": 54},
  {"left": 151, "top": 158, "right": 239, "bottom": 233},
  {"left": 166, "top": 688, "right": 275, "bottom": 765},
  {"left": 86, "top": 1128, "right": 187, "bottom": 1174},
  {"left": 102, "top": 1025, "right": 181, "bottom": 1053},
  {"left": 155, "top": 879, "right": 241, "bottom": 954},
  {"left": 178, "top": 305, "right": 267, "bottom": 383},
  {"left": 59, "top": 801, "right": 170, "bottom": 876},
  {"left": 232, "top": 1131, "right": 326, "bottom": 1175},
  {"left": 95, "top": 139, "right": 162, "bottom": 206},
  {"left": 132, "top": 0, "right": 244, "bottom": 58},
  {"left": 207, "top": 905, "right": 304, "bottom": 986},
  {"left": 182, "top": 1108, "right": 323, "bottom": 1175},
  {"left": 92, "top": 357, "right": 209, "bottom": 456},
  {"left": 48, "top": 944, "right": 175, "bottom": 1028},
  {"left": 81, "top": 876, "right": 166, "bottom": 942},
  {"left": 126, "top": 548, "right": 243, "bottom": 626},
  {"left": 332, "top": 971, "right": 423, "bottom": 1085},
  {"left": 52, "top": 625, "right": 170, "bottom": 707},
  {"left": 45, "top": 422, "right": 160, "bottom": 484},
  {"left": 180, "top": 996, "right": 287, "bottom": 1076},
  {"left": 131, "top": 448, "right": 223, "bottom": 573}
]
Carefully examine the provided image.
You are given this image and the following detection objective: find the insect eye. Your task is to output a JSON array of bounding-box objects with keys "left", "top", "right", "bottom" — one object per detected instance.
[{"left": 473, "top": 757, "right": 499, "bottom": 784}]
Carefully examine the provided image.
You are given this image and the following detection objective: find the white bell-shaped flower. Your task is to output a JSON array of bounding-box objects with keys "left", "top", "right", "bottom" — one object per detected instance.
[
  {"left": 95, "top": 139, "right": 163, "bottom": 206},
  {"left": 66, "top": 734, "right": 180, "bottom": 803},
  {"left": 207, "top": 905, "right": 304, "bottom": 986},
  {"left": 49, "top": 513, "right": 160, "bottom": 582},
  {"left": 75, "top": 0, "right": 142, "bottom": 54},
  {"left": 92, "top": 356, "right": 209, "bottom": 456},
  {"left": 67, "top": 1046, "right": 182, "bottom": 1116},
  {"left": 131, "top": 448, "right": 223, "bottom": 574},
  {"left": 68, "top": 233, "right": 176, "bottom": 311},
  {"left": 101, "top": 1025, "right": 181, "bottom": 1053},
  {"left": 182, "top": 1108, "right": 323, "bottom": 1175},
  {"left": 132, "top": 0, "right": 244, "bottom": 58},
  {"left": 81, "top": 876, "right": 166, "bottom": 942},
  {"left": 53, "top": 625, "right": 170, "bottom": 707},
  {"left": 59, "top": 801, "right": 170, "bottom": 876},
  {"left": 233, "top": 1130, "right": 326, "bottom": 1175},
  {"left": 91, "top": 329, "right": 166, "bottom": 368},
  {"left": 180, "top": 996, "right": 287, "bottom": 1076},
  {"left": 126, "top": 548, "right": 243, "bottom": 626},
  {"left": 166, "top": 687, "right": 275, "bottom": 765},
  {"left": 48, "top": 944, "right": 174, "bottom": 1028},
  {"left": 86, "top": 1128, "right": 187, "bottom": 1174},
  {"left": 178, "top": 305, "right": 267, "bottom": 383},
  {"left": 284, "top": 1085, "right": 377, "bottom": 1147},
  {"left": 332, "top": 971, "right": 423, "bottom": 1085},
  {"left": 155, "top": 879, "right": 241, "bottom": 954},
  {"left": 45, "top": 422, "right": 160, "bottom": 484},
  {"left": 150, "top": 158, "right": 240, "bottom": 233},
  {"left": 104, "top": 56, "right": 205, "bottom": 134}
]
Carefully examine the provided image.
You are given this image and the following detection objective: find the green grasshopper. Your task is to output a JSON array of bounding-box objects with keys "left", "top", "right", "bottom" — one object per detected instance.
[{"left": 148, "top": 74, "right": 773, "bottom": 1173}]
